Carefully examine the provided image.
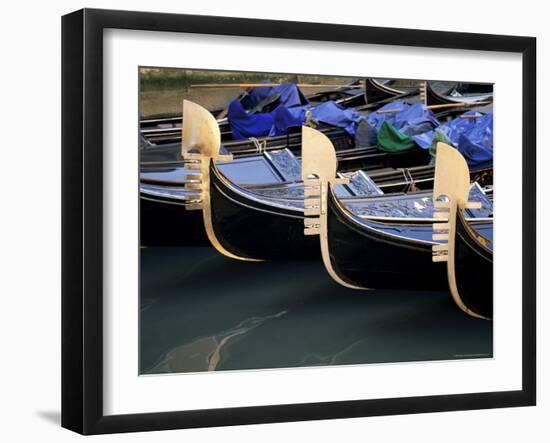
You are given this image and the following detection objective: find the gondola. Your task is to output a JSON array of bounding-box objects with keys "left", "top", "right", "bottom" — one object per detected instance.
[
  {"left": 362, "top": 78, "right": 495, "bottom": 112},
  {"left": 178, "top": 100, "right": 313, "bottom": 260},
  {"left": 140, "top": 126, "right": 355, "bottom": 164},
  {"left": 141, "top": 78, "right": 444, "bottom": 146},
  {"left": 140, "top": 82, "right": 369, "bottom": 145},
  {"left": 139, "top": 83, "right": 287, "bottom": 137},
  {"left": 430, "top": 143, "right": 493, "bottom": 319},
  {"left": 363, "top": 78, "right": 420, "bottom": 105},
  {"left": 300, "top": 128, "right": 492, "bottom": 295},
  {"left": 140, "top": 159, "right": 492, "bottom": 247},
  {"left": 140, "top": 119, "right": 436, "bottom": 170},
  {"left": 141, "top": 79, "right": 493, "bottom": 145},
  {"left": 140, "top": 143, "right": 450, "bottom": 247},
  {"left": 421, "top": 81, "right": 493, "bottom": 107},
  {"left": 172, "top": 100, "right": 390, "bottom": 256},
  {"left": 297, "top": 80, "right": 365, "bottom": 105},
  {"left": 142, "top": 101, "right": 493, "bottom": 247},
  {"left": 141, "top": 117, "right": 233, "bottom": 144},
  {"left": 141, "top": 88, "right": 495, "bottom": 169},
  {"left": 171, "top": 101, "right": 493, "bottom": 269}
]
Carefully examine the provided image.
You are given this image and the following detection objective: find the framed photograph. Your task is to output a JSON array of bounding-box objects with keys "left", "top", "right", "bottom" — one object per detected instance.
[{"left": 62, "top": 8, "right": 536, "bottom": 435}]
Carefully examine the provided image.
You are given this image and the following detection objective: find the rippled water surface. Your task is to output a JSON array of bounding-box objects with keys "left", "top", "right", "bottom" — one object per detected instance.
[
  {"left": 139, "top": 86, "right": 339, "bottom": 118},
  {"left": 140, "top": 247, "right": 492, "bottom": 374}
]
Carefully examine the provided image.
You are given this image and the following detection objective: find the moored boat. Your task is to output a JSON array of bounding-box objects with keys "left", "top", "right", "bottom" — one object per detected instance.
[
  {"left": 300, "top": 128, "right": 493, "bottom": 291},
  {"left": 421, "top": 81, "right": 493, "bottom": 107},
  {"left": 431, "top": 143, "right": 493, "bottom": 319},
  {"left": 140, "top": 82, "right": 367, "bottom": 145},
  {"left": 141, "top": 102, "right": 492, "bottom": 247},
  {"left": 363, "top": 78, "right": 419, "bottom": 105},
  {"left": 171, "top": 101, "right": 493, "bottom": 273}
]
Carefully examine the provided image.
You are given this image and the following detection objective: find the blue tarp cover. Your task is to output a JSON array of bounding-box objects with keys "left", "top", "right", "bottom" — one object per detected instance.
[
  {"left": 309, "top": 101, "right": 368, "bottom": 136},
  {"left": 228, "top": 99, "right": 371, "bottom": 140},
  {"left": 412, "top": 111, "right": 493, "bottom": 166},
  {"left": 228, "top": 100, "right": 276, "bottom": 140},
  {"left": 366, "top": 101, "right": 409, "bottom": 129},
  {"left": 457, "top": 113, "right": 493, "bottom": 166},
  {"left": 268, "top": 106, "right": 305, "bottom": 137},
  {"left": 240, "top": 83, "right": 309, "bottom": 110},
  {"left": 228, "top": 93, "right": 492, "bottom": 166},
  {"left": 367, "top": 102, "right": 440, "bottom": 135},
  {"left": 228, "top": 100, "right": 304, "bottom": 140}
]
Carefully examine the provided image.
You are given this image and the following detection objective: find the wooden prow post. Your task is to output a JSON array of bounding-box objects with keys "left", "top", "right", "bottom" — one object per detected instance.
[
  {"left": 301, "top": 126, "right": 347, "bottom": 234},
  {"left": 420, "top": 81, "right": 428, "bottom": 106},
  {"left": 431, "top": 142, "right": 485, "bottom": 318},
  {"left": 301, "top": 126, "right": 365, "bottom": 290},
  {"left": 180, "top": 100, "right": 259, "bottom": 262},
  {"left": 181, "top": 100, "right": 232, "bottom": 210}
]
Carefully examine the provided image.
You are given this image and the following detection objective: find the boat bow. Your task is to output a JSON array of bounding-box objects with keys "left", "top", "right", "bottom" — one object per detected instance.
[
  {"left": 301, "top": 126, "right": 367, "bottom": 289},
  {"left": 431, "top": 142, "right": 490, "bottom": 319},
  {"left": 181, "top": 100, "right": 262, "bottom": 261}
]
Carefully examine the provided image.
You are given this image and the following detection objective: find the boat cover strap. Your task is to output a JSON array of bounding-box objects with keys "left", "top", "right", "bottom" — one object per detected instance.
[{"left": 248, "top": 137, "right": 266, "bottom": 154}]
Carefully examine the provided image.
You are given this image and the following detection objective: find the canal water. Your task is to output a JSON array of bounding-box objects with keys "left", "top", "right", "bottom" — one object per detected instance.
[
  {"left": 140, "top": 247, "right": 492, "bottom": 374},
  {"left": 140, "top": 88, "right": 243, "bottom": 118}
]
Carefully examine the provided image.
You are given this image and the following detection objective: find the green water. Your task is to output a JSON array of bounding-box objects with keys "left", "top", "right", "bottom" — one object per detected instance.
[{"left": 140, "top": 247, "right": 492, "bottom": 374}]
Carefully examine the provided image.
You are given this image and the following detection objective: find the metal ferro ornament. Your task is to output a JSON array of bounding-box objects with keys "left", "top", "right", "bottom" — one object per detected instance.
[
  {"left": 431, "top": 142, "right": 486, "bottom": 319},
  {"left": 180, "top": 100, "right": 259, "bottom": 261},
  {"left": 301, "top": 126, "right": 365, "bottom": 289}
]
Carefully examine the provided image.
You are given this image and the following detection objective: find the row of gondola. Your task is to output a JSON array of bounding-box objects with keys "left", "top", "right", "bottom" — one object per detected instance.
[
  {"left": 139, "top": 79, "right": 492, "bottom": 145},
  {"left": 139, "top": 79, "right": 494, "bottom": 320}
]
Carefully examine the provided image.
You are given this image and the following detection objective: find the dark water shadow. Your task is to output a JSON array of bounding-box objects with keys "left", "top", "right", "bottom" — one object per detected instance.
[{"left": 140, "top": 247, "right": 493, "bottom": 374}]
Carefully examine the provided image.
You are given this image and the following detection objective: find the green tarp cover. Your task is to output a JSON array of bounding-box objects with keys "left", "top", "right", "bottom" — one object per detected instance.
[
  {"left": 376, "top": 121, "right": 415, "bottom": 153},
  {"left": 428, "top": 128, "right": 455, "bottom": 165}
]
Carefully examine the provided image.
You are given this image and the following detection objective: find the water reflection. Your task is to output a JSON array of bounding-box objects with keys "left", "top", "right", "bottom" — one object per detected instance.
[
  {"left": 148, "top": 311, "right": 288, "bottom": 373},
  {"left": 140, "top": 247, "right": 492, "bottom": 374},
  {"left": 140, "top": 85, "right": 344, "bottom": 118},
  {"left": 140, "top": 88, "right": 242, "bottom": 118}
]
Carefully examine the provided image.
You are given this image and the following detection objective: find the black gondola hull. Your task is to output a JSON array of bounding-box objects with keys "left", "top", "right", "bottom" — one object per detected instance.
[
  {"left": 425, "top": 82, "right": 493, "bottom": 107},
  {"left": 364, "top": 79, "right": 403, "bottom": 104},
  {"left": 454, "top": 211, "right": 493, "bottom": 318},
  {"left": 209, "top": 165, "right": 320, "bottom": 260},
  {"left": 326, "top": 190, "right": 449, "bottom": 290},
  {"left": 140, "top": 195, "right": 209, "bottom": 247}
]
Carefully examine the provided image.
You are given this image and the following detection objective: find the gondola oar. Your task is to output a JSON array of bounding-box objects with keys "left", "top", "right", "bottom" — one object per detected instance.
[{"left": 373, "top": 101, "right": 492, "bottom": 114}]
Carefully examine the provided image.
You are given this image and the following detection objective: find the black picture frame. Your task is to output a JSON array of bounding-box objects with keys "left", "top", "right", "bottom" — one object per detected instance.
[{"left": 61, "top": 8, "right": 537, "bottom": 435}]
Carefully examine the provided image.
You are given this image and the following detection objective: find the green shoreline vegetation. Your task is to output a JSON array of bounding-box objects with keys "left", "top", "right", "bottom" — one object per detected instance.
[{"left": 139, "top": 67, "right": 353, "bottom": 92}]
